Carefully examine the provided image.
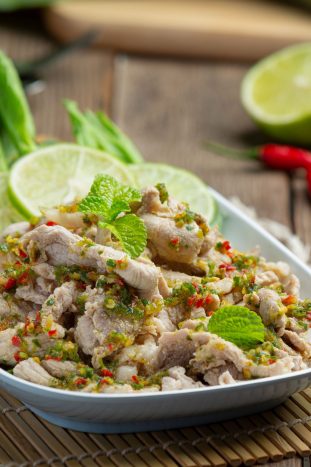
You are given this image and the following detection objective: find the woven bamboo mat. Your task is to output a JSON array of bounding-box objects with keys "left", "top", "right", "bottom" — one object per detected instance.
[{"left": 1, "top": 388, "right": 311, "bottom": 466}]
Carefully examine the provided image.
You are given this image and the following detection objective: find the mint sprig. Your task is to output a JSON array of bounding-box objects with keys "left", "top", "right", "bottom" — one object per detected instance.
[
  {"left": 208, "top": 305, "right": 265, "bottom": 350},
  {"left": 79, "top": 175, "right": 147, "bottom": 258}
]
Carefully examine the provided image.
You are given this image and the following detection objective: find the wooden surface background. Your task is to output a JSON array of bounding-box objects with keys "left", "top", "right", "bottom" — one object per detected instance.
[{"left": 0, "top": 9, "right": 310, "bottom": 467}]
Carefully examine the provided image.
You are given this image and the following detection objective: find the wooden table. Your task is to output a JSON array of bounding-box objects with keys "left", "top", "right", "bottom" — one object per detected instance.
[{"left": 0, "top": 10, "right": 310, "bottom": 467}]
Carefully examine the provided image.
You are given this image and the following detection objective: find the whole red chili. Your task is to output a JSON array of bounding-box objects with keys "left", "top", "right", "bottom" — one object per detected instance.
[{"left": 206, "top": 141, "right": 311, "bottom": 171}]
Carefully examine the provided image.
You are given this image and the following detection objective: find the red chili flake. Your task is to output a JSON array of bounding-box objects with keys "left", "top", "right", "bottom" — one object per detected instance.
[
  {"left": 100, "top": 378, "right": 110, "bottom": 385},
  {"left": 207, "top": 311, "right": 214, "bottom": 316},
  {"left": 18, "top": 249, "right": 28, "bottom": 259},
  {"left": 204, "top": 295, "right": 213, "bottom": 305},
  {"left": 75, "top": 377, "right": 88, "bottom": 386},
  {"left": 14, "top": 352, "right": 24, "bottom": 362},
  {"left": 131, "top": 375, "right": 139, "bottom": 384},
  {"left": 267, "top": 359, "right": 276, "bottom": 365},
  {"left": 187, "top": 296, "right": 196, "bottom": 307},
  {"left": 17, "top": 271, "right": 29, "bottom": 285},
  {"left": 101, "top": 368, "right": 113, "bottom": 377},
  {"left": 282, "top": 295, "right": 296, "bottom": 306},
  {"left": 46, "top": 221, "right": 58, "bottom": 226},
  {"left": 23, "top": 317, "right": 30, "bottom": 336},
  {"left": 219, "top": 263, "right": 236, "bottom": 272},
  {"left": 107, "top": 343, "right": 114, "bottom": 352},
  {"left": 48, "top": 329, "right": 57, "bottom": 337},
  {"left": 170, "top": 237, "right": 179, "bottom": 245},
  {"left": 45, "top": 355, "right": 62, "bottom": 361},
  {"left": 195, "top": 297, "right": 204, "bottom": 308},
  {"left": 4, "top": 277, "right": 16, "bottom": 290},
  {"left": 11, "top": 335, "right": 22, "bottom": 347},
  {"left": 223, "top": 241, "right": 231, "bottom": 251}
]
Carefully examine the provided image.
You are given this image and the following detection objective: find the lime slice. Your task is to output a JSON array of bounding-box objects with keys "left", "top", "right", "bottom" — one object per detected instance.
[
  {"left": 8, "top": 144, "right": 133, "bottom": 219},
  {"left": 0, "top": 173, "right": 23, "bottom": 232},
  {"left": 241, "top": 43, "right": 311, "bottom": 144},
  {"left": 129, "top": 163, "right": 218, "bottom": 225}
]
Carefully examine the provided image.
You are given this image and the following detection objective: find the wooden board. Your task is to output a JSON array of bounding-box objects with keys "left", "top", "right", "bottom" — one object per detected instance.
[{"left": 44, "top": 0, "right": 311, "bottom": 61}]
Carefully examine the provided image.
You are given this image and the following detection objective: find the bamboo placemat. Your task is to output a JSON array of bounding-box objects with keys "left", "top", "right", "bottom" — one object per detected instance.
[{"left": 1, "top": 388, "right": 311, "bottom": 466}]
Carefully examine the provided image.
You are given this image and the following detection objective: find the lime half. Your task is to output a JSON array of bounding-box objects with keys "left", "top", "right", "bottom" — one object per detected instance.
[
  {"left": 241, "top": 43, "right": 311, "bottom": 144},
  {"left": 129, "top": 163, "right": 218, "bottom": 225},
  {"left": 8, "top": 144, "right": 133, "bottom": 219}
]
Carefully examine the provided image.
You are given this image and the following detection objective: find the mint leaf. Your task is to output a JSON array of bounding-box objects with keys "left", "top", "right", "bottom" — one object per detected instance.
[
  {"left": 79, "top": 174, "right": 141, "bottom": 221},
  {"left": 103, "top": 214, "right": 147, "bottom": 258},
  {"left": 208, "top": 306, "right": 265, "bottom": 350},
  {"left": 79, "top": 175, "right": 146, "bottom": 258}
]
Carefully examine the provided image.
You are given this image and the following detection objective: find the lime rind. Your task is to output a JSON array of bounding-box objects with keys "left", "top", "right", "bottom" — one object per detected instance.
[
  {"left": 241, "top": 43, "right": 311, "bottom": 144},
  {"left": 8, "top": 144, "right": 135, "bottom": 219}
]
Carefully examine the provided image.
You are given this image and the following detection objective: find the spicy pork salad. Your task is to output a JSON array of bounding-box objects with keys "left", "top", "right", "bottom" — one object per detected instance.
[{"left": 0, "top": 174, "right": 310, "bottom": 393}]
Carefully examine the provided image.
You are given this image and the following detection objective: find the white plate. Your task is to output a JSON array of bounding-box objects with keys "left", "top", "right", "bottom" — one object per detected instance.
[{"left": 0, "top": 188, "right": 310, "bottom": 433}]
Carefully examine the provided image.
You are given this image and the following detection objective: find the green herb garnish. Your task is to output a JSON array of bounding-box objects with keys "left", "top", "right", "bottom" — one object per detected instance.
[
  {"left": 208, "top": 305, "right": 265, "bottom": 350},
  {"left": 78, "top": 175, "right": 147, "bottom": 258}
]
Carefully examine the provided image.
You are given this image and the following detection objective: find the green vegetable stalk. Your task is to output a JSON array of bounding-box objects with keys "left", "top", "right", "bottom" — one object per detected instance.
[
  {"left": 64, "top": 99, "right": 143, "bottom": 164},
  {"left": 0, "top": 51, "right": 36, "bottom": 161}
]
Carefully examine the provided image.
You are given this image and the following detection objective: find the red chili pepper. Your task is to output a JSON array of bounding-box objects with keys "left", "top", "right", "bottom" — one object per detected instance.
[
  {"left": 204, "top": 295, "right": 213, "bottom": 305},
  {"left": 195, "top": 297, "right": 204, "bottom": 308},
  {"left": 267, "top": 359, "right": 276, "bottom": 365},
  {"left": 207, "top": 310, "right": 214, "bottom": 316},
  {"left": 48, "top": 329, "right": 57, "bottom": 337},
  {"left": 4, "top": 277, "right": 16, "bottom": 290},
  {"left": 11, "top": 336, "right": 22, "bottom": 347},
  {"left": 187, "top": 296, "right": 196, "bottom": 307},
  {"left": 45, "top": 355, "right": 62, "bottom": 361},
  {"left": 35, "top": 311, "right": 41, "bottom": 324},
  {"left": 282, "top": 295, "right": 296, "bottom": 306},
  {"left": 107, "top": 343, "right": 114, "bottom": 352},
  {"left": 101, "top": 368, "right": 113, "bottom": 377},
  {"left": 206, "top": 141, "right": 311, "bottom": 171},
  {"left": 131, "top": 375, "right": 139, "bottom": 384},
  {"left": 219, "top": 263, "right": 236, "bottom": 272},
  {"left": 46, "top": 221, "right": 58, "bottom": 226},
  {"left": 18, "top": 249, "right": 28, "bottom": 259},
  {"left": 222, "top": 240, "right": 231, "bottom": 251},
  {"left": 17, "top": 271, "right": 29, "bottom": 285},
  {"left": 75, "top": 377, "right": 88, "bottom": 386}
]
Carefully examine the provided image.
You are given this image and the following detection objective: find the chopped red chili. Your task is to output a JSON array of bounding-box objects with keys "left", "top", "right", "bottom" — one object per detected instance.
[
  {"left": 45, "top": 355, "right": 62, "bottom": 361},
  {"left": 282, "top": 295, "right": 296, "bottom": 306},
  {"left": 101, "top": 368, "right": 113, "bottom": 377},
  {"left": 18, "top": 249, "right": 28, "bottom": 259},
  {"left": 75, "top": 377, "right": 88, "bottom": 386},
  {"left": 46, "top": 221, "right": 58, "bottom": 226},
  {"left": 195, "top": 297, "right": 204, "bottom": 308},
  {"left": 219, "top": 263, "right": 236, "bottom": 272},
  {"left": 4, "top": 277, "right": 16, "bottom": 290},
  {"left": 11, "top": 335, "right": 22, "bottom": 347},
  {"left": 131, "top": 375, "right": 139, "bottom": 384},
  {"left": 48, "top": 329, "right": 57, "bottom": 337},
  {"left": 17, "top": 271, "right": 29, "bottom": 285}
]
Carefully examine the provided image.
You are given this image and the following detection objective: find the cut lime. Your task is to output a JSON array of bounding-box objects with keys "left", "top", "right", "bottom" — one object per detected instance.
[
  {"left": 129, "top": 163, "right": 219, "bottom": 225},
  {"left": 0, "top": 173, "right": 23, "bottom": 232},
  {"left": 8, "top": 144, "right": 134, "bottom": 219},
  {"left": 241, "top": 43, "right": 311, "bottom": 144}
]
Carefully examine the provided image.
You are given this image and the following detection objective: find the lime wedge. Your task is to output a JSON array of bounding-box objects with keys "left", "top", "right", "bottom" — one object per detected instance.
[
  {"left": 8, "top": 144, "right": 134, "bottom": 219},
  {"left": 0, "top": 173, "right": 23, "bottom": 232},
  {"left": 129, "top": 163, "right": 218, "bottom": 225},
  {"left": 241, "top": 43, "right": 311, "bottom": 144}
]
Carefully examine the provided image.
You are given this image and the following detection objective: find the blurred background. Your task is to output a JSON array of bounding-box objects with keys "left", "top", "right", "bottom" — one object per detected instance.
[{"left": 0, "top": 0, "right": 311, "bottom": 247}]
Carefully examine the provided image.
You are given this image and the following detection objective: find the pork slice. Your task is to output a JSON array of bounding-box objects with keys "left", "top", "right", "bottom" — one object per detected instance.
[
  {"left": 203, "top": 364, "right": 239, "bottom": 386},
  {"left": 161, "top": 366, "right": 204, "bottom": 391},
  {"left": 22, "top": 225, "right": 160, "bottom": 298},
  {"left": 140, "top": 213, "right": 203, "bottom": 264},
  {"left": 137, "top": 186, "right": 172, "bottom": 216},
  {"left": 75, "top": 315, "right": 98, "bottom": 355},
  {"left": 160, "top": 269, "right": 199, "bottom": 285},
  {"left": 218, "top": 370, "right": 237, "bottom": 385},
  {"left": 265, "top": 261, "right": 291, "bottom": 281},
  {"left": 13, "top": 358, "right": 57, "bottom": 386},
  {"left": 156, "top": 329, "right": 196, "bottom": 369},
  {"left": 15, "top": 282, "right": 49, "bottom": 305},
  {"left": 116, "top": 336, "right": 158, "bottom": 374},
  {"left": 257, "top": 288, "right": 286, "bottom": 335},
  {"left": 42, "top": 359, "right": 77, "bottom": 378},
  {"left": 283, "top": 274, "right": 300, "bottom": 297},
  {"left": 282, "top": 330, "right": 311, "bottom": 358},
  {"left": 41, "top": 281, "right": 77, "bottom": 321},
  {"left": 0, "top": 295, "right": 25, "bottom": 319},
  {"left": 1, "top": 222, "right": 30, "bottom": 241},
  {"left": 248, "top": 357, "right": 295, "bottom": 378},
  {"left": 32, "top": 263, "right": 55, "bottom": 281},
  {"left": 255, "top": 271, "right": 279, "bottom": 287},
  {"left": 286, "top": 317, "right": 307, "bottom": 334},
  {"left": 209, "top": 278, "right": 233, "bottom": 295},
  {"left": 199, "top": 227, "right": 219, "bottom": 257}
]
